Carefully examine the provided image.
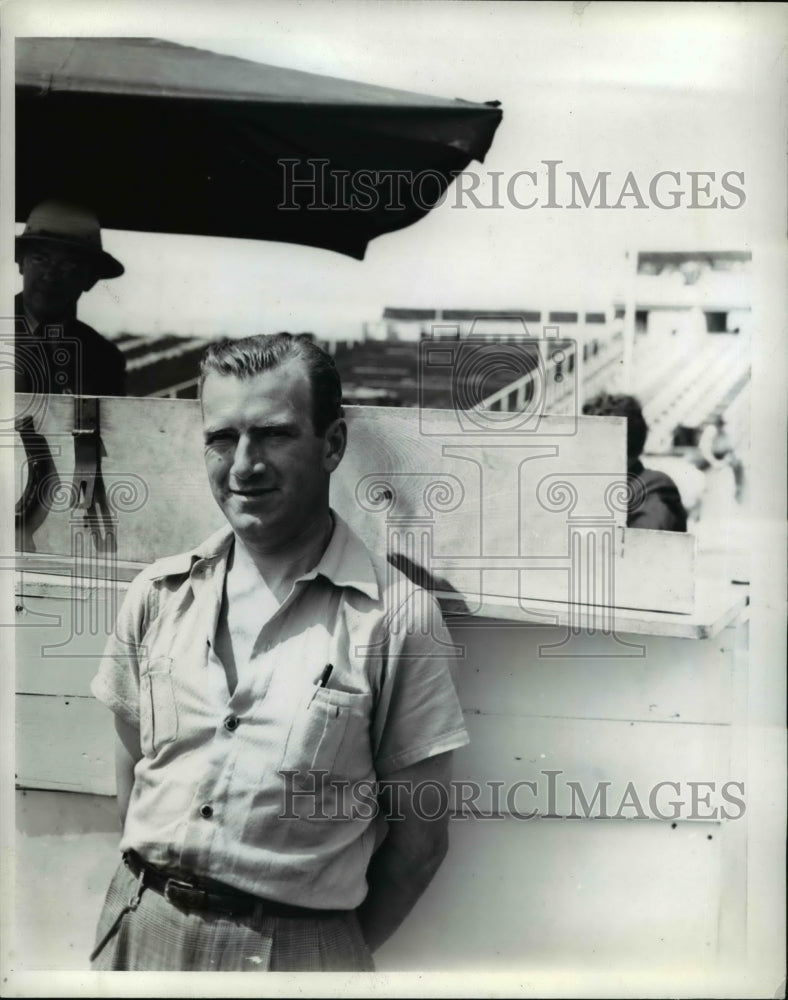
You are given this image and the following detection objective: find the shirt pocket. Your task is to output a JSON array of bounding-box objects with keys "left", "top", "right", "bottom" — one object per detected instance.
[
  {"left": 139, "top": 655, "right": 179, "bottom": 757},
  {"left": 280, "top": 686, "right": 372, "bottom": 789}
]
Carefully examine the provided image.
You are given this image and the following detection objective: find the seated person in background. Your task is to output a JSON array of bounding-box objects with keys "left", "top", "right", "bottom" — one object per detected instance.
[
  {"left": 15, "top": 199, "right": 126, "bottom": 396},
  {"left": 698, "top": 414, "right": 745, "bottom": 504},
  {"left": 583, "top": 392, "right": 687, "bottom": 532}
]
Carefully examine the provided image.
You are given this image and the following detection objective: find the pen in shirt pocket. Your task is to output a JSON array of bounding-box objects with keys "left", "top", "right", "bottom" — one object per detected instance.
[{"left": 316, "top": 663, "right": 333, "bottom": 689}]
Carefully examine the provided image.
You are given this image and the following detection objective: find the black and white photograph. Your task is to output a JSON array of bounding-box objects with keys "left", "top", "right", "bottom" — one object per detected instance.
[{"left": 1, "top": 1, "right": 786, "bottom": 997}]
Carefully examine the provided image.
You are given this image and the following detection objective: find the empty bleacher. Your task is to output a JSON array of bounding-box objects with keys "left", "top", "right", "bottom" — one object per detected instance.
[
  {"left": 116, "top": 324, "right": 749, "bottom": 458},
  {"left": 638, "top": 335, "right": 749, "bottom": 453},
  {"left": 331, "top": 340, "right": 531, "bottom": 409},
  {"left": 118, "top": 334, "right": 212, "bottom": 397}
]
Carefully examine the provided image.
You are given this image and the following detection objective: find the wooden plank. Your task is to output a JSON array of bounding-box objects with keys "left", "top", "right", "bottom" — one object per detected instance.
[
  {"left": 377, "top": 815, "right": 723, "bottom": 969},
  {"left": 15, "top": 704, "right": 734, "bottom": 809},
  {"left": 15, "top": 789, "right": 121, "bottom": 972},
  {"left": 15, "top": 694, "right": 735, "bottom": 805},
  {"left": 451, "top": 714, "right": 734, "bottom": 817},
  {"left": 14, "top": 394, "right": 700, "bottom": 614},
  {"left": 15, "top": 552, "right": 147, "bottom": 583},
  {"left": 15, "top": 694, "right": 116, "bottom": 795},
  {"left": 14, "top": 581, "right": 736, "bottom": 709},
  {"left": 334, "top": 407, "right": 636, "bottom": 607},
  {"left": 15, "top": 397, "right": 627, "bottom": 563},
  {"left": 612, "top": 526, "right": 695, "bottom": 612},
  {"left": 14, "top": 573, "right": 131, "bottom": 601},
  {"left": 459, "top": 528, "right": 695, "bottom": 614},
  {"left": 451, "top": 623, "right": 736, "bottom": 724},
  {"left": 14, "top": 788, "right": 727, "bottom": 972},
  {"left": 13, "top": 573, "right": 747, "bottom": 646},
  {"left": 15, "top": 591, "right": 116, "bottom": 696},
  {"left": 14, "top": 394, "right": 223, "bottom": 563},
  {"left": 440, "top": 577, "right": 747, "bottom": 639},
  {"left": 12, "top": 565, "right": 748, "bottom": 642}
]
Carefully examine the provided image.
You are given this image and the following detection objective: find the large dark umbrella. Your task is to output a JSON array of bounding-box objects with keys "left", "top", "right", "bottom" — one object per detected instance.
[{"left": 16, "top": 37, "right": 502, "bottom": 259}]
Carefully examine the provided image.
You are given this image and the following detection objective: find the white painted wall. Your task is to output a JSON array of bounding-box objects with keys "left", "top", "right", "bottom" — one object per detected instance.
[{"left": 13, "top": 617, "right": 750, "bottom": 975}]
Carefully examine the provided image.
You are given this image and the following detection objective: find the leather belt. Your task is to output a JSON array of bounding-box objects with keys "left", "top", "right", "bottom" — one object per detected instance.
[{"left": 123, "top": 851, "right": 342, "bottom": 920}]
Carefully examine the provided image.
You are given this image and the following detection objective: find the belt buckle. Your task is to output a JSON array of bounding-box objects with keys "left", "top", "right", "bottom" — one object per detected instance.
[{"left": 164, "top": 877, "right": 207, "bottom": 911}]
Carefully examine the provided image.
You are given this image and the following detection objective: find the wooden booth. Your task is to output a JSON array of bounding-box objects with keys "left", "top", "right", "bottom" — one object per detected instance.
[{"left": 12, "top": 393, "right": 753, "bottom": 978}]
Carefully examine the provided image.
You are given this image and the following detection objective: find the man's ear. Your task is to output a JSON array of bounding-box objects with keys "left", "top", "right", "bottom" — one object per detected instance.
[{"left": 322, "top": 418, "right": 347, "bottom": 473}]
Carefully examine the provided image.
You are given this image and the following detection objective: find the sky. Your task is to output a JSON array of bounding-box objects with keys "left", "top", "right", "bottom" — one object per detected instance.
[{"left": 3, "top": 1, "right": 785, "bottom": 340}]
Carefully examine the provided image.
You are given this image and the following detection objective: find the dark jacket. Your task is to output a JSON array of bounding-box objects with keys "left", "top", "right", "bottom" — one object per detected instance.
[
  {"left": 14, "top": 292, "right": 126, "bottom": 396},
  {"left": 627, "top": 458, "right": 687, "bottom": 532}
]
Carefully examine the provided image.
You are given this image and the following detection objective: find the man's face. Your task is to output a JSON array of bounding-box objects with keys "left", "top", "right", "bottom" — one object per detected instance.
[
  {"left": 20, "top": 246, "right": 97, "bottom": 322},
  {"left": 202, "top": 360, "right": 346, "bottom": 553}
]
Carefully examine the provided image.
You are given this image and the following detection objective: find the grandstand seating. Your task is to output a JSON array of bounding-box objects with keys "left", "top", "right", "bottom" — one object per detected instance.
[
  {"left": 630, "top": 333, "right": 686, "bottom": 405},
  {"left": 481, "top": 331, "right": 624, "bottom": 417},
  {"left": 639, "top": 336, "right": 749, "bottom": 453},
  {"left": 116, "top": 325, "right": 749, "bottom": 460},
  {"left": 118, "top": 334, "right": 211, "bottom": 397},
  {"left": 332, "top": 340, "right": 535, "bottom": 409}
]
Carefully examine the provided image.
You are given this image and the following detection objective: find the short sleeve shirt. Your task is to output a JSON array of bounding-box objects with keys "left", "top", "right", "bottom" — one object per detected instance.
[{"left": 90, "top": 512, "right": 469, "bottom": 909}]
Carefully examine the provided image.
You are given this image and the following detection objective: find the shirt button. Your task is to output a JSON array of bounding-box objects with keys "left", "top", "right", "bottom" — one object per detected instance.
[
  {"left": 224, "top": 715, "right": 239, "bottom": 732},
  {"left": 199, "top": 804, "right": 213, "bottom": 819}
]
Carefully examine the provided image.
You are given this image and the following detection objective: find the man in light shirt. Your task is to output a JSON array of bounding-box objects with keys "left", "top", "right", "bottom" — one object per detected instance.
[{"left": 90, "top": 332, "right": 468, "bottom": 971}]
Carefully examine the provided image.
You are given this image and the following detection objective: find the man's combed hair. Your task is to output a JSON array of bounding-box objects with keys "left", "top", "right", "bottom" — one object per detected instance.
[
  {"left": 200, "top": 333, "right": 344, "bottom": 435},
  {"left": 582, "top": 391, "right": 648, "bottom": 459}
]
